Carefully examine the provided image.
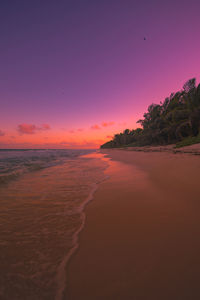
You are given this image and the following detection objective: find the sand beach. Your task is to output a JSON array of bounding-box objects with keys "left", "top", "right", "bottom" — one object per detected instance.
[{"left": 68, "top": 148, "right": 200, "bottom": 300}]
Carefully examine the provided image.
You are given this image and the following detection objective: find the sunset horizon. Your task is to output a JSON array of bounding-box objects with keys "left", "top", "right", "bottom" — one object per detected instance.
[{"left": 1, "top": 0, "right": 200, "bottom": 149}]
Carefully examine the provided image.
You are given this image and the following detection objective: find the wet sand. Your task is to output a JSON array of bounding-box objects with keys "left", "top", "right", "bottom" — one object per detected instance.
[{"left": 68, "top": 149, "right": 200, "bottom": 300}]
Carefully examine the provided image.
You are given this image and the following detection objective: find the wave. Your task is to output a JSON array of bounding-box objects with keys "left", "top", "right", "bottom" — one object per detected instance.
[
  {"left": 0, "top": 151, "right": 109, "bottom": 300},
  {"left": 0, "top": 149, "right": 95, "bottom": 185}
]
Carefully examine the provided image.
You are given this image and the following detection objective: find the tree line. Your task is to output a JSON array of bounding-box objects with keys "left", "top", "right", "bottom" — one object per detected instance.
[{"left": 100, "top": 78, "right": 200, "bottom": 148}]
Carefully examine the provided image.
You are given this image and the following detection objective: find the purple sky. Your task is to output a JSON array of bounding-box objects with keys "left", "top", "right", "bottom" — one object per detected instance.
[{"left": 1, "top": 0, "right": 200, "bottom": 148}]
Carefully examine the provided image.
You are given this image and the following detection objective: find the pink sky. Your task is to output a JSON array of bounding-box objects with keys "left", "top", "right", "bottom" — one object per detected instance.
[{"left": 1, "top": 0, "right": 200, "bottom": 148}]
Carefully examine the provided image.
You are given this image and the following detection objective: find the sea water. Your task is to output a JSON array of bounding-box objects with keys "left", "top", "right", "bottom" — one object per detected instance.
[{"left": 0, "top": 149, "right": 108, "bottom": 300}]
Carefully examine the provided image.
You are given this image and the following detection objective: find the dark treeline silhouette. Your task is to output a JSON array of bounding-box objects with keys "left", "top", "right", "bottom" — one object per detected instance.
[{"left": 101, "top": 78, "right": 200, "bottom": 148}]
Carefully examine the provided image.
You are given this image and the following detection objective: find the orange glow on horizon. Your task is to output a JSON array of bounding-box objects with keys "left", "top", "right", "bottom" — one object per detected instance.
[{"left": 0, "top": 120, "right": 136, "bottom": 149}]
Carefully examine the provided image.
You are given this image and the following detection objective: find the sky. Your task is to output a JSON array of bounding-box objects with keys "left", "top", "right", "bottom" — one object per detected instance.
[{"left": 1, "top": 0, "right": 200, "bottom": 148}]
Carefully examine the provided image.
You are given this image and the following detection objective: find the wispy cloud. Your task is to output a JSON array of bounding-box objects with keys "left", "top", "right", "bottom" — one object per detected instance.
[
  {"left": 0, "top": 138, "right": 105, "bottom": 149},
  {"left": 0, "top": 130, "right": 5, "bottom": 136},
  {"left": 58, "top": 139, "right": 105, "bottom": 148},
  {"left": 91, "top": 122, "right": 115, "bottom": 130},
  {"left": 18, "top": 123, "right": 51, "bottom": 135},
  {"left": 102, "top": 121, "right": 115, "bottom": 127},
  {"left": 91, "top": 124, "right": 101, "bottom": 130},
  {"left": 106, "top": 135, "right": 113, "bottom": 139},
  {"left": 41, "top": 124, "right": 51, "bottom": 130},
  {"left": 60, "top": 141, "right": 69, "bottom": 145},
  {"left": 68, "top": 128, "right": 83, "bottom": 133}
]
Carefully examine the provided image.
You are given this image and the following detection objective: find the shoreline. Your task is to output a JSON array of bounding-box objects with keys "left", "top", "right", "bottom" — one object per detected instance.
[
  {"left": 55, "top": 182, "right": 99, "bottom": 300},
  {"left": 104, "top": 142, "right": 200, "bottom": 155},
  {"left": 0, "top": 150, "right": 108, "bottom": 300},
  {"left": 67, "top": 149, "right": 200, "bottom": 300}
]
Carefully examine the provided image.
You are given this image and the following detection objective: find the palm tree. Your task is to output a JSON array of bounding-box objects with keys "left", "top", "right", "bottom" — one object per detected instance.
[{"left": 100, "top": 77, "right": 200, "bottom": 149}]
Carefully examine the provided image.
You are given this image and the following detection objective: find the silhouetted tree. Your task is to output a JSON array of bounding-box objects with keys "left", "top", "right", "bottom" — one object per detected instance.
[{"left": 100, "top": 78, "right": 200, "bottom": 148}]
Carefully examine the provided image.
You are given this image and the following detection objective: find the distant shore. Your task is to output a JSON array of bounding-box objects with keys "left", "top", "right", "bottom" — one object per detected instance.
[{"left": 68, "top": 149, "right": 200, "bottom": 299}]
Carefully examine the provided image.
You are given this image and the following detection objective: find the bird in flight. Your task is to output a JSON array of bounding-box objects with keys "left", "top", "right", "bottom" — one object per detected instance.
[{"left": 144, "top": 37, "right": 146, "bottom": 40}]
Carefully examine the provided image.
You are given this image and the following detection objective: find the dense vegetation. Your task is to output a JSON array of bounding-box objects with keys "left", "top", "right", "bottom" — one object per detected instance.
[{"left": 101, "top": 78, "right": 200, "bottom": 149}]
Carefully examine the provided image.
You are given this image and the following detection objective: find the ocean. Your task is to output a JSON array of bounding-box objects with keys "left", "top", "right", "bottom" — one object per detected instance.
[{"left": 0, "top": 149, "right": 108, "bottom": 300}]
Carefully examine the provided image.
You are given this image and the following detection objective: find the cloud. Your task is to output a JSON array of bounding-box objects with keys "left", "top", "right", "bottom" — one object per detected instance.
[
  {"left": 59, "top": 139, "right": 104, "bottom": 149},
  {"left": 18, "top": 123, "right": 51, "bottom": 135},
  {"left": 91, "top": 124, "right": 101, "bottom": 130},
  {"left": 68, "top": 128, "right": 83, "bottom": 133},
  {"left": 106, "top": 135, "right": 113, "bottom": 139},
  {"left": 18, "top": 124, "right": 37, "bottom": 134},
  {"left": 0, "top": 130, "right": 5, "bottom": 136},
  {"left": 0, "top": 138, "right": 106, "bottom": 150},
  {"left": 41, "top": 124, "right": 51, "bottom": 130},
  {"left": 90, "top": 122, "right": 115, "bottom": 130},
  {"left": 102, "top": 121, "right": 115, "bottom": 127},
  {"left": 60, "top": 141, "right": 69, "bottom": 145}
]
